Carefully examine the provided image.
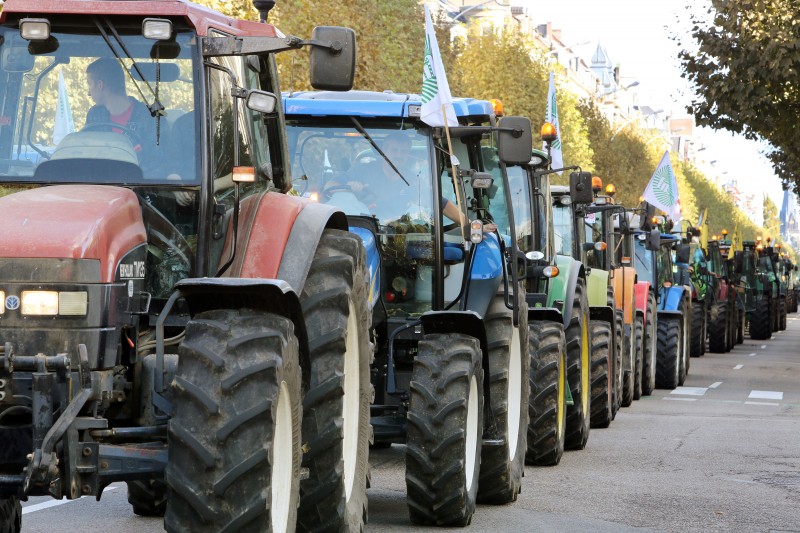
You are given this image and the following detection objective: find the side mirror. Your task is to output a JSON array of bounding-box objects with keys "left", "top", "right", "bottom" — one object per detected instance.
[
  {"left": 309, "top": 26, "right": 357, "bottom": 91},
  {"left": 496, "top": 116, "right": 533, "bottom": 165},
  {"left": 647, "top": 228, "right": 660, "bottom": 252},
  {"left": 676, "top": 243, "right": 691, "bottom": 264},
  {"left": 569, "top": 171, "right": 593, "bottom": 205}
]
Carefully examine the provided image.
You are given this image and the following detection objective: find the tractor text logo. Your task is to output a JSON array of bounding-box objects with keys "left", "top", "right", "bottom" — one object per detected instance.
[
  {"left": 5, "top": 295, "right": 20, "bottom": 311},
  {"left": 119, "top": 261, "right": 145, "bottom": 280}
]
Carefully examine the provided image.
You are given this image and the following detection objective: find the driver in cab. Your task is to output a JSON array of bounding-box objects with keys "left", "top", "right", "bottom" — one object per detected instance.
[
  {"left": 334, "top": 132, "right": 465, "bottom": 226},
  {"left": 85, "top": 58, "right": 157, "bottom": 163}
]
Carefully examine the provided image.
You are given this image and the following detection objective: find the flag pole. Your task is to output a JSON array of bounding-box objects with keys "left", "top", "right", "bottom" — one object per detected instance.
[{"left": 442, "top": 104, "right": 466, "bottom": 241}]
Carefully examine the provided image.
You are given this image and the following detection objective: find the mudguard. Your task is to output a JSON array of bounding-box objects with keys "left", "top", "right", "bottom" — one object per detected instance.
[
  {"left": 221, "top": 192, "right": 347, "bottom": 294},
  {"left": 590, "top": 305, "right": 615, "bottom": 324},
  {"left": 586, "top": 268, "right": 610, "bottom": 308},
  {"left": 173, "top": 277, "right": 310, "bottom": 372},
  {"left": 613, "top": 266, "right": 637, "bottom": 325},
  {"left": 635, "top": 281, "right": 651, "bottom": 313},
  {"left": 348, "top": 226, "right": 381, "bottom": 310},
  {"left": 659, "top": 285, "right": 687, "bottom": 312},
  {"left": 528, "top": 307, "right": 564, "bottom": 324},
  {"left": 547, "top": 254, "right": 585, "bottom": 328},
  {"left": 465, "top": 233, "right": 504, "bottom": 317}
]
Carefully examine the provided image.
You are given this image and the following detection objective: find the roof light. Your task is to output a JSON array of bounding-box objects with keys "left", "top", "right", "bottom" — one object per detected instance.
[
  {"left": 490, "top": 99, "right": 504, "bottom": 117},
  {"left": 142, "top": 18, "right": 173, "bottom": 40},
  {"left": 594, "top": 241, "right": 607, "bottom": 251},
  {"left": 721, "top": 229, "right": 728, "bottom": 236},
  {"left": 408, "top": 104, "right": 421, "bottom": 117},
  {"left": 605, "top": 184, "right": 616, "bottom": 197},
  {"left": 541, "top": 122, "right": 557, "bottom": 143},
  {"left": 757, "top": 236, "right": 762, "bottom": 242},
  {"left": 652, "top": 216, "right": 660, "bottom": 225},
  {"left": 592, "top": 176, "right": 603, "bottom": 193},
  {"left": 20, "top": 18, "right": 51, "bottom": 41}
]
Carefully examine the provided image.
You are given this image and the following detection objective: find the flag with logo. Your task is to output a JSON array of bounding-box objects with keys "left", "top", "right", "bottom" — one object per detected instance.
[
  {"left": 642, "top": 151, "right": 681, "bottom": 220},
  {"left": 420, "top": 4, "right": 458, "bottom": 128},
  {"left": 53, "top": 68, "right": 75, "bottom": 145},
  {"left": 544, "top": 71, "right": 563, "bottom": 170}
]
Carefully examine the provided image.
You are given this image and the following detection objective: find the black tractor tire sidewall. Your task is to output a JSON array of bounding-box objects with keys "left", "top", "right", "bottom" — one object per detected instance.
[
  {"left": 165, "top": 310, "right": 302, "bottom": 533},
  {"left": 656, "top": 317, "right": 681, "bottom": 390},
  {"left": 641, "top": 292, "right": 658, "bottom": 396},
  {"left": 0, "top": 497, "right": 21, "bottom": 533},
  {"left": 589, "top": 320, "right": 613, "bottom": 428},
  {"left": 406, "top": 334, "right": 483, "bottom": 527},
  {"left": 298, "top": 229, "right": 372, "bottom": 532},
  {"left": 633, "top": 316, "right": 644, "bottom": 401},
  {"left": 564, "top": 281, "right": 591, "bottom": 450}
]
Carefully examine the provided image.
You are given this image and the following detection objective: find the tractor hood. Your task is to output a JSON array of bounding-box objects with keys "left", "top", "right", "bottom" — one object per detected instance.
[{"left": 0, "top": 185, "right": 146, "bottom": 282}]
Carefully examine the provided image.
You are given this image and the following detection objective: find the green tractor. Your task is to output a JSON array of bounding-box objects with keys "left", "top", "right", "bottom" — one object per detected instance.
[
  {"left": 705, "top": 237, "right": 739, "bottom": 352},
  {"left": 552, "top": 175, "right": 622, "bottom": 428},
  {"left": 732, "top": 239, "right": 777, "bottom": 340},
  {"left": 506, "top": 146, "right": 593, "bottom": 464}
]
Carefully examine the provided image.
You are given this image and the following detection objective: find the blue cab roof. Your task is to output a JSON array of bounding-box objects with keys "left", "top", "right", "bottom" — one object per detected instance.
[{"left": 282, "top": 90, "right": 495, "bottom": 119}]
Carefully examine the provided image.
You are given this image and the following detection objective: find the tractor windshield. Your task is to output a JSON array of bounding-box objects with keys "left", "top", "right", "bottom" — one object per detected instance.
[
  {"left": 552, "top": 196, "right": 574, "bottom": 257},
  {"left": 634, "top": 237, "right": 654, "bottom": 284},
  {"left": 286, "top": 118, "right": 435, "bottom": 225},
  {"left": 0, "top": 23, "right": 198, "bottom": 186}
]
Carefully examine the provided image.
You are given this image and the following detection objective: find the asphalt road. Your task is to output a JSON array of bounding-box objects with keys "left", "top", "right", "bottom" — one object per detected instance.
[{"left": 17, "top": 316, "right": 800, "bottom": 532}]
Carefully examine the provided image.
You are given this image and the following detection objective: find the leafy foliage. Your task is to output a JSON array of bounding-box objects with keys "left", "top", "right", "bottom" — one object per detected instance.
[{"left": 680, "top": 0, "right": 800, "bottom": 191}]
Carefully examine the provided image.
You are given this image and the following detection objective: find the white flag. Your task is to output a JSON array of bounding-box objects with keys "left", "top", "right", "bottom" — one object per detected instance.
[
  {"left": 642, "top": 151, "right": 681, "bottom": 220},
  {"left": 53, "top": 69, "right": 74, "bottom": 145},
  {"left": 544, "top": 71, "right": 563, "bottom": 170},
  {"left": 420, "top": 5, "right": 457, "bottom": 128}
]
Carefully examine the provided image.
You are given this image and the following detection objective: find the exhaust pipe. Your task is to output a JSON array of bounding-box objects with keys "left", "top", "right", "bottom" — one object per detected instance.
[{"left": 252, "top": 0, "right": 276, "bottom": 23}]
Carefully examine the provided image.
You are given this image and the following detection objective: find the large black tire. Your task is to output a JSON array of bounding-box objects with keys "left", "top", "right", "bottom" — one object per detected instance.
[
  {"left": 127, "top": 479, "right": 167, "bottom": 517},
  {"left": 621, "top": 320, "right": 635, "bottom": 408},
  {"left": 477, "top": 291, "right": 529, "bottom": 504},
  {"left": 771, "top": 298, "right": 779, "bottom": 333},
  {"left": 589, "top": 320, "right": 613, "bottom": 429},
  {"left": 750, "top": 297, "right": 772, "bottom": 340},
  {"left": 737, "top": 302, "right": 745, "bottom": 344},
  {"left": 0, "top": 498, "right": 20, "bottom": 533},
  {"left": 779, "top": 297, "right": 787, "bottom": 330},
  {"left": 632, "top": 315, "right": 644, "bottom": 401},
  {"left": 690, "top": 301, "right": 706, "bottom": 357},
  {"left": 564, "top": 281, "right": 591, "bottom": 450},
  {"left": 655, "top": 317, "right": 681, "bottom": 390},
  {"left": 708, "top": 302, "right": 728, "bottom": 353},
  {"left": 406, "top": 334, "right": 483, "bottom": 527},
  {"left": 526, "top": 320, "right": 567, "bottom": 465},
  {"left": 679, "top": 300, "right": 690, "bottom": 386},
  {"left": 166, "top": 310, "right": 302, "bottom": 533},
  {"left": 298, "top": 229, "right": 371, "bottom": 532},
  {"left": 611, "top": 311, "right": 624, "bottom": 418},
  {"left": 641, "top": 292, "right": 657, "bottom": 396},
  {"left": 726, "top": 301, "right": 736, "bottom": 352}
]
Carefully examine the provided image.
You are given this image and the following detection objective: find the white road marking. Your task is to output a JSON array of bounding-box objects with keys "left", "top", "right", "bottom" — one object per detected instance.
[
  {"left": 744, "top": 401, "right": 780, "bottom": 406},
  {"left": 760, "top": 344, "right": 767, "bottom": 349},
  {"left": 709, "top": 382, "right": 723, "bottom": 389},
  {"left": 748, "top": 390, "right": 784, "bottom": 400},
  {"left": 749, "top": 353, "right": 757, "bottom": 357},
  {"left": 663, "top": 397, "right": 697, "bottom": 401},
  {"left": 733, "top": 364, "right": 744, "bottom": 370},
  {"left": 671, "top": 387, "right": 708, "bottom": 396},
  {"left": 22, "top": 486, "right": 117, "bottom": 515}
]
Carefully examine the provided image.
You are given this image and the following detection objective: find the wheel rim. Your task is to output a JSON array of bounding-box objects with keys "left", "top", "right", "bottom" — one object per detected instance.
[
  {"left": 580, "top": 317, "right": 590, "bottom": 414},
  {"left": 557, "top": 351, "right": 566, "bottom": 437},
  {"left": 271, "top": 381, "right": 293, "bottom": 533},
  {"left": 507, "top": 326, "right": 522, "bottom": 460},
  {"left": 342, "top": 301, "right": 360, "bottom": 502},
  {"left": 465, "top": 375, "right": 479, "bottom": 492}
]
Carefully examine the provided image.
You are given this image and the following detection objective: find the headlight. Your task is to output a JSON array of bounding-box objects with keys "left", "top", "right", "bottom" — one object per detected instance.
[
  {"left": 0, "top": 291, "right": 4, "bottom": 315},
  {"left": 21, "top": 291, "right": 58, "bottom": 316},
  {"left": 20, "top": 291, "right": 88, "bottom": 316},
  {"left": 59, "top": 292, "right": 88, "bottom": 316}
]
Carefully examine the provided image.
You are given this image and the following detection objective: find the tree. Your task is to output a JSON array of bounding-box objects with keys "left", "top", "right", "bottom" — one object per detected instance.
[
  {"left": 680, "top": 0, "right": 800, "bottom": 192},
  {"left": 763, "top": 195, "right": 781, "bottom": 239}
]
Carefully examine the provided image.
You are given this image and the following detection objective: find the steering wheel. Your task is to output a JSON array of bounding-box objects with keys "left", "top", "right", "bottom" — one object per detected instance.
[{"left": 81, "top": 122, "right": 143, "bottom": 149}]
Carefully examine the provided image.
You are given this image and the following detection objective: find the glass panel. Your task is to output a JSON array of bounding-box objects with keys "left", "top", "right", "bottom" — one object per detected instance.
[
  {"left": 634, "top": 239, "right": 654, "bottom": 284},
  {"left": 552, "top": 201, "right": 573, "bottom": 257}
]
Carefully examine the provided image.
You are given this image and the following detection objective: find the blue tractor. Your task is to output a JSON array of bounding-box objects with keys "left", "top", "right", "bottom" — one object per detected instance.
[{"left": 284, "top": 91, "right": 537, "bottom": 525}]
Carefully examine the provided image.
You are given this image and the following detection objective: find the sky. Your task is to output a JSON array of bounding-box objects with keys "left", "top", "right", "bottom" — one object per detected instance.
[{"left": 520, "top": 0, "right": 786, "bottom": 211}]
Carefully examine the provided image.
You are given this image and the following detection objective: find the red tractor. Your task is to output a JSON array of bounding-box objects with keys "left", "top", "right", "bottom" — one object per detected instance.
[{"left": 0, "top": 2, "right": 371, "bottom": 532}]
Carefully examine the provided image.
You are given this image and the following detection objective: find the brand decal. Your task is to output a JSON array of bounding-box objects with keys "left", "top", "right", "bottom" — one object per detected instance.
[
  {"left": 5, "top": 295, "right": 20, "bottom": 311},
  {"left": 119, "top": 261, "right": 145, "bottom": 280}
]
